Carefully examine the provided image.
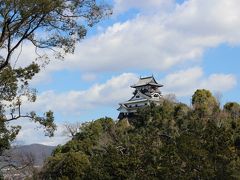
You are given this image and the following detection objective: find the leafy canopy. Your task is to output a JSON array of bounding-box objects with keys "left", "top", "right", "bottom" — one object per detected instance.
[{"left": 40, "top": 89, "right": 240, "bottom": 179}]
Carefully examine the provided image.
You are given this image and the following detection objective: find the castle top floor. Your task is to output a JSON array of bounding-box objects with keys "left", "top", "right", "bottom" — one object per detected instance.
[{"left": 131, "top": 76, "right": 163, "bottom": 91}]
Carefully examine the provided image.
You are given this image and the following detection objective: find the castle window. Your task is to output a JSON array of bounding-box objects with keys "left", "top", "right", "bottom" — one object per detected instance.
[{"left": 136, "top": 95, "right": 140, "bottom": 98}]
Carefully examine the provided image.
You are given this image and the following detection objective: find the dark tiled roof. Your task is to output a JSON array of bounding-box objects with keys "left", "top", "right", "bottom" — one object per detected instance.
[{"left": 131, "top": 76, "right": 163, "bottom": 88}]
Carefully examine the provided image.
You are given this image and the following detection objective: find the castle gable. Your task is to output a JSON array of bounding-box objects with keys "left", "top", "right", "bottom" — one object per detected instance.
[{"left": 129, "top": 91, "right": 150, "bottom": 101}]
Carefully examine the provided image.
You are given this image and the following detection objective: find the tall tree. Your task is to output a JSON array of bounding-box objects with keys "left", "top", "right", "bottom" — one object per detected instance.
[
  {"left": 192, "top": 89, "right": 219, "bottom": 118},
  {"left": 0, "top": 0, "right": 111, "bottom": 156}
]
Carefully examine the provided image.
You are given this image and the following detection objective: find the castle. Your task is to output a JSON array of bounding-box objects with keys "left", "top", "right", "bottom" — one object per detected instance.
[{"left": 118, "top": 76, "right": 163, "bottom": 119}]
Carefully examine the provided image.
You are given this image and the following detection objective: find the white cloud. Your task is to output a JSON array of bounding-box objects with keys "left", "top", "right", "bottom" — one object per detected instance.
[
  {"left": 23, "top": 73, "right": 138, "bottom": 115},
  {"left": 201, "top": 74, "right": 237, "bottom": 92},
  {"left": 45, "top": 0, "right": 240, "bottom": 74},
  {"left": 11, "top": 120, "right": 70, "bottom": 146},
  {"left": 62, "top": 16, "right": 202, "bottom": 73},
  {"left": 161, "top": 67, "right": 237, "bottom": 97},
  {"left": 81, "top": 73, "right": 97, "bottom": 82},
  {"left": 167, "top": 0, "right": 240, "bottom": 41}
]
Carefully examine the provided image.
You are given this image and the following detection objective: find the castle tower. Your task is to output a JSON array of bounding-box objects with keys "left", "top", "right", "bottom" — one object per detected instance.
[{"left": 117, "top": 76, "right": 163, "bottom": 119}]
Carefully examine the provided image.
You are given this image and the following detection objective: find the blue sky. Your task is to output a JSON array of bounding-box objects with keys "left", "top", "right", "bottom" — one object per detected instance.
[{"left": 12, "top": 0, "right": 240, "bottom": 145}]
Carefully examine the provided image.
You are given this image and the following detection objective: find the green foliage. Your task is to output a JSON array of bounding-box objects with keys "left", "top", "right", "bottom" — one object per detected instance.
[
  {"left": 224, "top": 102, "right": 240, "bottom": 119},
  {"left": 192, "top": 89, "right": 219, "bottom": 118},
  {"left": 40, "top": 89, "right": 240, "bottom": 179},
  {"left": 0, "top": 64, "right": 56, "bottom": 155},
  {"left": 40, "top": 151, "right": 90, "bottom": 179},
  {"left": 0, "top": 172, "right": 3, "bottom": 180},
  {"left": 0, "top": 121, "right": 20, "bottom": 154}
]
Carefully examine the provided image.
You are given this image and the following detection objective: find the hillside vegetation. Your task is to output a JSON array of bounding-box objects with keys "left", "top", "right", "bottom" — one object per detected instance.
[{"left": 39, "top": 89, "right": 240, "bottom": 179}]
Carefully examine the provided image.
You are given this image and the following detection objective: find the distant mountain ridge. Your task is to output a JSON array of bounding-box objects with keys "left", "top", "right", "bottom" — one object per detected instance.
[
  {"left": 13, "top": 144, "right": 56, "bottom": 166},
  {"left": 1, "top": 144, "right": 56, "bottom": 167}
]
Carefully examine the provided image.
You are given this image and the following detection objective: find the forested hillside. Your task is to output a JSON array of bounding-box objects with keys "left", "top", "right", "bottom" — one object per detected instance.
[{"left": 39, "top": 89, "right": 240, "bottom": 179}]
